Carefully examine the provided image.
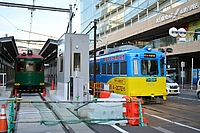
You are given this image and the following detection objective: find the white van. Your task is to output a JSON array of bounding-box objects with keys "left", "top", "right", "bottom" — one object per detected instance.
[
  {"left": 166, "top": 76, "right": 180, "bottom": 95},
  {"left": 196, "top": 79, "right": 200, "bottom": 99}
]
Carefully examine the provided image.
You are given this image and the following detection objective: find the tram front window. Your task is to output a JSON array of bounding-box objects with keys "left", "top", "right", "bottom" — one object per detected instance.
[
  {"left": 141, "top": 60, "right": 158, "bottom": 75},
  {"left": 26, "top": 62, "right": 34, "bottom": 72}
]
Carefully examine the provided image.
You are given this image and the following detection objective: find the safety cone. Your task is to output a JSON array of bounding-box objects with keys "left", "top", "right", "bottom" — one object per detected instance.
[{"left": 0, "top": 104, "right": 8, "bottom": 133}]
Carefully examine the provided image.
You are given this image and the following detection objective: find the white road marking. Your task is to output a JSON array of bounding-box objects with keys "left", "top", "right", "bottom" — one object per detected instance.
[
  {"left": 145, "top": 113, "right": 200, "bottom": 132},
  {"left": 152, "top": 126, "right": 175, "bottom": 133},
  {"left": 168, "top": 96, "right": 200, "bottom": 102},
  {"left": 111, "top": 125, "right": 129, "bottom": 133}
]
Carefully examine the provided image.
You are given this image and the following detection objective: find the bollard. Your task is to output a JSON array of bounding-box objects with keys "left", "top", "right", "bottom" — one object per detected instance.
[
  {"left": 122, "top": 96, "right": 148, "bottom": 126},
  {"left": 51, "top": 80, "right": 54, "bottom": 90},
  {"left": 0, "top": 104, "right": 8, "bottom": 133},
  {"left": 42, "top": 89, "right": 46, "bottom": 96}
]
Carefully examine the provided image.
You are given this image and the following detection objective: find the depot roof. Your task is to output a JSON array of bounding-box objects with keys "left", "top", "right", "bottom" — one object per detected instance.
[
  {"left": 0, "top": 36, "right": 19, "bottom": 63},
  {"left": 39, "top": 39, "right": 58, "bottom": 63}
]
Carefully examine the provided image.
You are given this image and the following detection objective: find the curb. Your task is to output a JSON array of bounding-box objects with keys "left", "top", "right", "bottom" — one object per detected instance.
[{"left": 181, "top": 89, "right": 196, "bottom": 92}]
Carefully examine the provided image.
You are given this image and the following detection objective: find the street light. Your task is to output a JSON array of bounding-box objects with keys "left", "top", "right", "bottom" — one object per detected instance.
[{"left": 169, "top": 27, "right": 198, "bottom": 90}]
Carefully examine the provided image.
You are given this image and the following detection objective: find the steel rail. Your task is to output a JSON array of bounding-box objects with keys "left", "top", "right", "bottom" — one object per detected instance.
[{"left": 39, "top": 93, "right": 71, "bottom": 133}]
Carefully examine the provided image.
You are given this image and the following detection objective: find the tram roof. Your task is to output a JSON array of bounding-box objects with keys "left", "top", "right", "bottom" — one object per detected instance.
[
  {"left": 0, "top": 36, "right": 19, "bottom": 63},
  {"left": 97, "top": 47, "right": 163, "bottom": 57}
]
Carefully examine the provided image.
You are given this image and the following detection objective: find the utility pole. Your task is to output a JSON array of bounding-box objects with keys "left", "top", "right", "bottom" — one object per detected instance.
[
  {"left": 94, "top": 19, "right": 97, "bottom": 84},
  {"left": 69, "top": 4, "right": 73, "bottom": 33}
]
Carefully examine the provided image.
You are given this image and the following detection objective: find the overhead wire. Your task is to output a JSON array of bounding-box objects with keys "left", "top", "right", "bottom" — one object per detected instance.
[
  {"left": 0, "top": 13, "right": 18, "bottom": 30},
  {"left": 0, "top": 12, "right": 58, "bottom": 39},
  {"left": 81, "top": 21, "right": 93, "bottom": 34},
  {"left": 0, "top": 1, "right": 74, "bottom": 40}
]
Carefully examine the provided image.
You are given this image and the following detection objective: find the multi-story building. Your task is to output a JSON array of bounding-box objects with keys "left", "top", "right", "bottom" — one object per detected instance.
[{"left": 80, "top": 0, "right": 200, "bottom": 85}]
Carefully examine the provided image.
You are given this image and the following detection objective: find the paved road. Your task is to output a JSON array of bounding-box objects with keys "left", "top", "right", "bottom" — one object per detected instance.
[{"left": 143, "top": 90, "right": 200, "bottom": 133}]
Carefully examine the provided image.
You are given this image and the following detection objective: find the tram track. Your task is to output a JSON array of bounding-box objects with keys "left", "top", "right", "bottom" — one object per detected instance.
[
  {"left": 144, "top": 101, "right": 200, "bottom": 114},
  {"left": 144, "top": 106, "right": 200, "bottom": 124},
  {"left": 39, "top": 93, "right": 71, "bottom": 133},
  {"left": 143, "top": 99, "right": 200, "bottom": 127},
  {"left": 11, "top": 93, "right": 73, "bottom": 133}
]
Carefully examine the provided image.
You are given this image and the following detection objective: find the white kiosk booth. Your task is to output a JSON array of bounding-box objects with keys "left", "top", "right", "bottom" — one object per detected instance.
[{"left": 56, "top": 33, "right": 90, "bottom": 101}]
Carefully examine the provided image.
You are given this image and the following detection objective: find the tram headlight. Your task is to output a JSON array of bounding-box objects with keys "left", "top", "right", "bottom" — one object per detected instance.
[
  {"left": 40, "top": 82, "right": 45, "bottom": 86},
  {"left": 14, "top": 83, "right": 20, "bottom": 86},
  {"left": 147, "top": 45, "right": 152, "bottom": 51}
]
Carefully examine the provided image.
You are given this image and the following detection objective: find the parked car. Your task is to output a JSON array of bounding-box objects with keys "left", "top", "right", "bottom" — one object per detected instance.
[
  {"left": 196, "top": 79, "right": 200, "bottom": 99},
  {"left": 166, "top": 76, "right": 180, "bottom": 95}
]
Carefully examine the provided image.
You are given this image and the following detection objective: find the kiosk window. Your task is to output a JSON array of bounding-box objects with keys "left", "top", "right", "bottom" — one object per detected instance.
[
  {"left": 59, "top": 53, "right": 63, "bottom": 72},
  {"left": 74, "top": 53, "right": 81, "bottom": 71}
]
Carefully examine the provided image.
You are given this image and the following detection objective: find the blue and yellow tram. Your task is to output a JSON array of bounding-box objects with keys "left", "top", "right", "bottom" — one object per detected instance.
[{"left": 89, "top": 45, "right": 167, "bottom": 102}]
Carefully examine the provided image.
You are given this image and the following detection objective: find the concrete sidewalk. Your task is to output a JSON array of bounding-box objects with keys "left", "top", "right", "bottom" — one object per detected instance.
[{"left": 180, "top": 84, "right": 197, "bottom": 92}]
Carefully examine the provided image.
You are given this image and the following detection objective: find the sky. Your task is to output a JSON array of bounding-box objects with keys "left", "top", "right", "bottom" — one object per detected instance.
[{"left": 0, "top": 0, "right": 80, "bottom": 48}]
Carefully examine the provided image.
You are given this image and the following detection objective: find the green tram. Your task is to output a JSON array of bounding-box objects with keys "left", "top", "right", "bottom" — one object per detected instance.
[{"left": 14, "top": 50, "right": 45, "bottom": 96}]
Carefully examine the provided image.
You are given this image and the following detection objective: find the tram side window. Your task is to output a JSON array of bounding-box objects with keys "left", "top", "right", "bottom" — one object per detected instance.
[
  {"left": 114, "top": 62, "right": 119, "bottom": 75},
  {"left": 36, "top": 63, "right": 43, "bottom": 72},
  {"left": 16, "top": 63, "right": 24, "bottom": 72},
  {"left": 102, "top": 63, "right": 106, "bottom": 74},
  {"left": 120, "top": 61, "right": 127, "bottom": 75},
  {"left": 89, "top": 64, "right": 93, "bottom": 74},
  {"left": 133, "top": 60, "right": 138, "bottom": 75},
  {"left": 160, "top": 58, "right": 164, "bottom": 76},
  {"left": 26, "top": 62, "right": 34, "bottom": 72},
  {"left": 89, "top": 64, "right": 100, "bottom": 74},
  {"left": 107, "top": 63, "right": 112, "bottom": 74},
  {"left": 96, "top": 64, "right": 100, "bottom": 74}
]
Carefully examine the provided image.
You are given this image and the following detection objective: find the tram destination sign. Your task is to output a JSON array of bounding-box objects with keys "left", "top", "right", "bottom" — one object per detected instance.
[{"left": 144, "top": 53, "right": 156, "bottom": 58}]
